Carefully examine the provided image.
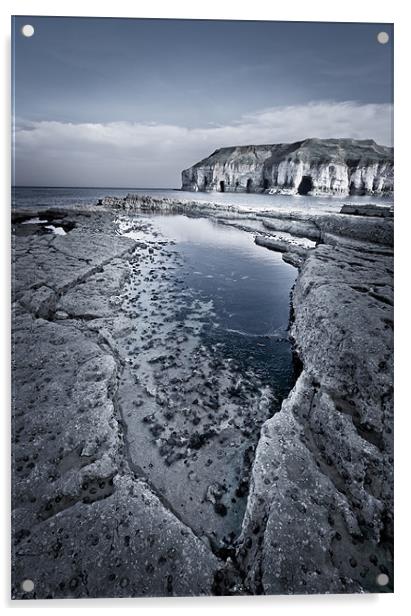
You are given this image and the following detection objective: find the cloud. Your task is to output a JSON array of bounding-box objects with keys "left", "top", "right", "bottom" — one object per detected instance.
[{"left": 13, "top": 101, "right": 393, "bottom": 187}]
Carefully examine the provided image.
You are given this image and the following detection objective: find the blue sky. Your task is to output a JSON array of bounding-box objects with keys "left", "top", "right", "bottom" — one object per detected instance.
[{"left": 12, "top": 17, "right": 393, "bottom": 187}]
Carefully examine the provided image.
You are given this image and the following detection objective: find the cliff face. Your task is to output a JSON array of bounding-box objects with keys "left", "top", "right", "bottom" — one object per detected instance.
[{"left": 181, "top": 138, "right": 394, "bottom": 196}]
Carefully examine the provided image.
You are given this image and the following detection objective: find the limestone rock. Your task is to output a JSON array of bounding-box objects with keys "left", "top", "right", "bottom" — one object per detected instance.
[
  {"left": 11, "top": 209, "right": 220, "bottom": 599},
  {"left": 11, "top": 203, "right": 394, "bottom": 597},
  {"left": 182, "top": 138, "right": 393, "bottom": 196},
  {"left": 340, "top": 203, "right": 393, "bottom": 217},
  {"left": 20, "top": 285, "right": 57, "bottom": 319},
  {"left": 237, "top": 241, "right": 393, "bottom": 594},
  {"left": 12, "top": 475, "right": 218, "bottom": 599}
]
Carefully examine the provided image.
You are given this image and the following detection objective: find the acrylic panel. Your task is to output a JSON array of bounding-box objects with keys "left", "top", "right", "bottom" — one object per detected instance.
[{"left": 11, "top": 16, "right": 394, "bottom": 599}]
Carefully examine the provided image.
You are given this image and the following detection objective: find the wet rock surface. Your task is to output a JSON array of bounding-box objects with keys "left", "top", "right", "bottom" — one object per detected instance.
[
  {"left": 340, "top": 203, "right": 393, "bottom": 218},
  {"left": 11, "top": 202, "right": 393, "bottom": 598},
  {"left": 102, "top": 192, "right": 393, "bottom": 247},
  {"left": 83, "top": 216, "right": 290, "bottom": 550},
  {"left": 236, "top": 241, "right": 393, "bottom": 594},
  {"left": 12, "top": 210, "right": 221, "bottom": 599}
]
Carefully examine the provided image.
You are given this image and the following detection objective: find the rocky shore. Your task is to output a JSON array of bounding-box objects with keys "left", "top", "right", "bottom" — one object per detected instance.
[
  {"left": 238, "top": 239, "right": 393, "bottom": 594},
  {"left": 11, "top": 197, "right": 393, "bottom": 597}
]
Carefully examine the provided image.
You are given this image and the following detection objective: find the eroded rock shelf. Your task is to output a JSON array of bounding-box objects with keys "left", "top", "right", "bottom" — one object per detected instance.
[{"left": 11, "top": 200, "right": 393, "bottom": 597}]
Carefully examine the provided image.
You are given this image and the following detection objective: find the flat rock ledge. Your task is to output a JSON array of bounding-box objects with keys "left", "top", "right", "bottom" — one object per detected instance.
[
  {"left": 236, "top": 241, "right": 393, "bottom": 594},
  {"left": 12, "top": 202, "right": 393, "bottom": 597},
  {"left": 100, "top": 194, "right": 393, "bottom": 246},
  {"left": 11, "top": 209, "right": 219, "bottom": 599}
]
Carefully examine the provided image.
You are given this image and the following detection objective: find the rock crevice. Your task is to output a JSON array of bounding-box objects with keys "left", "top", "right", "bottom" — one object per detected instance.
[
  {"left": 235, "top": 237, "right": 393, "bottom": 594},
  {"left": 11, "top": 202, "right": 393, "bottom": 597}
]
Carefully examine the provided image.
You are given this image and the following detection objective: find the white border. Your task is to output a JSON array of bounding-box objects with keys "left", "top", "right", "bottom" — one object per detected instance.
[{"left": 1, "top": 1, "right": 409, "bottom": 614}]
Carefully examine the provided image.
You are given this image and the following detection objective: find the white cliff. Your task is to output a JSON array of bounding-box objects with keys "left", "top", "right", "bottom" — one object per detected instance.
[{"left": 181, "top": 138, "right": 393, "bottom": 196}]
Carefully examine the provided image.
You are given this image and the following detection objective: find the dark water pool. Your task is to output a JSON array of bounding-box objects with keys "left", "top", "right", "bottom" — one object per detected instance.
[
  {"left": 150, "top": 214, "right": 298, "bottom": 402},
  {"left": 115, "top": 212, "right": 300, "bottom": 542}
]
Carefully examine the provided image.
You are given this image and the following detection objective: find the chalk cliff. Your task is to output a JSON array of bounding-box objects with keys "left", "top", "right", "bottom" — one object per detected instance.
[{"left": 181, "top": 138, "right": 393, "bottom": 196}]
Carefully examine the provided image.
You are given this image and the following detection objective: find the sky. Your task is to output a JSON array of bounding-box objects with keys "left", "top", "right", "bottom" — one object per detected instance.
[{"left": 12, "top": 17, "right": 393, "bottom": 188}]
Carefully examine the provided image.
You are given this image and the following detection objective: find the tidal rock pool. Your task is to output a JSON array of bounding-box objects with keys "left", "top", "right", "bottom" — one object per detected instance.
[
  {"left": 114, "top": 213, "right": 297, "bottom": 552},
  {"left": 12, "top": 203, "right": 393, "bottom": 597}
]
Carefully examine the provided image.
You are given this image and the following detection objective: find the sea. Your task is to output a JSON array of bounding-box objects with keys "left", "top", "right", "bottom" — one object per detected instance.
[{"left": 11, "top": 186, "right": 394, "bottom": 213}]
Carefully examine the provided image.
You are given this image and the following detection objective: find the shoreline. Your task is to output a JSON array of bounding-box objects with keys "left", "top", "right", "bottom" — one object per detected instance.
[
  {"left": 100, "top": 193, "right": 394, "bottom": 245},
  {"left": 11, "top": 199, "right": 393, "bottom": 597}
]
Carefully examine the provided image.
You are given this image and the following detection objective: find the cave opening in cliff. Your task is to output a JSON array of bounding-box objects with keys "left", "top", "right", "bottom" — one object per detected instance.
[
  {"left": 246, "top": 179, "right": 253, "bottom": 193},
  {"left": 297, "top": 175, "right": 313, "bottom": 195},
  {"left": 349, "top": 181, "right": 363, "bottom": 195},
  {"left": 263, "top": 179, "right": 270, "bottom": 190},
  {"left": 219, "top": 181, "right": 225, "bottom": 192}
]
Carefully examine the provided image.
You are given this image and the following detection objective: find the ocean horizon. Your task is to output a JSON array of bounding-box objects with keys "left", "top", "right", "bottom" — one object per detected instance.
[{"left": 12, "top": 185, "right": 394, "bottom": 213}]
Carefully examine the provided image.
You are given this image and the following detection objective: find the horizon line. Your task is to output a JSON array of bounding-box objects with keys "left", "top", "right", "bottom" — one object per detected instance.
[{"left": 12, "top": 186, "right": 181, "bottom": 190}]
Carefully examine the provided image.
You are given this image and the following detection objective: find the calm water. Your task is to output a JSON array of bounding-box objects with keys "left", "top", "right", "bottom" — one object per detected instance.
[
  {"left": 113, "top": 212, "right": 300, "bottom": 540},
  {"left": 14, "top": 184, "right": 390, "bottom": 405},
  {"left": 12, "top": 186, "right": 393, "bottom": 213},
  {"left": 145, "top": 214, "right": 298, "bottom": 397}
]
